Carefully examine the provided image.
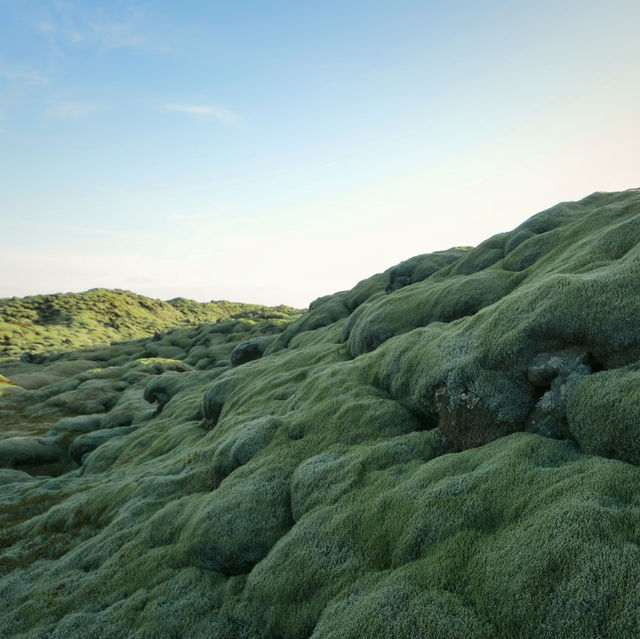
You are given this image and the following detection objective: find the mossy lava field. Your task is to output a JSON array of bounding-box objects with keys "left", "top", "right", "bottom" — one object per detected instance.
[{"left": 2, "top": 189, "right": 640, "bottom": 638}]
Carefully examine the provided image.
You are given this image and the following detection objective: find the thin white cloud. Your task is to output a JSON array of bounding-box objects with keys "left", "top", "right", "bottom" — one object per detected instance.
[
  {"left": 36, "top": 2, "right": 152, "bottom": 52},
  {"left": 164, "top": 104, "right": 240, "bottom": 124},
  {"left": 45, "top": 101, "right": 105, "bottom": 119},
  {"left": 85, "top": 19, "right": 147, "bottom": 49},
  {"left": 0, "top": 64, "right": 52, "bottom": 87}
]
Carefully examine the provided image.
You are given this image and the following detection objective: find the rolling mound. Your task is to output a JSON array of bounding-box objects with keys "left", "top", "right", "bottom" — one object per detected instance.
[
  {"left": 0, "top": 288, "right": 302, "bottom": 359},
  {"left": 1, "top": 188, "right": 640, "bottom": 637}
]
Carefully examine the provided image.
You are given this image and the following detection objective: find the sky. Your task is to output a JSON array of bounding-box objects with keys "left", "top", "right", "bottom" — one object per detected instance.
[{"left": 1, "top": 0, "right": 639, "bottom": 308}]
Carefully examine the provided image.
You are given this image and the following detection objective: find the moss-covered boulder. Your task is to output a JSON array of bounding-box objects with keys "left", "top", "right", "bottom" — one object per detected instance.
[
  {"left": 50, "top": 414, "right": 103, "bottom": 434},
  {"left": 69, "top": 426, "right": 137, "bottom": 464},
  {"left": 0, "top": 436, "right": 66, "bottom": 469},
  {"left": 230, "top": 336, "right": 274, "bottom": 366},
  {"left": 265, "top": 291, "right": 350, "bottom": 354}
]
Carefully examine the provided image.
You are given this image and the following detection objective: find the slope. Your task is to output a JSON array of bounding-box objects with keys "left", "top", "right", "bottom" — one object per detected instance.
[
  {"left": 0, "top": 288, "right": 302, "bottom": 359},
  {"left": 1, "top": 188, "right": 640, "bottom": 638}
]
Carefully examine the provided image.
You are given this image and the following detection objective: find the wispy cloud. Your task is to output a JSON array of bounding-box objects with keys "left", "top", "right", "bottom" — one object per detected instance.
[
  {"left": 0, "top": 62, "right": 52, "bottom": 131},
  {"left": 36, "top": 2, "right": 152, "bottom": 52},
  {"left": 45, "top": 101, "right": 105, "bottom": 119},
  {"left": 70, "top": 19, "right": 147, "bottom": 50},
  {"left": 164, "top": 104, "right": 240, "bottom": 124},
  {"left": 0, "top": 64, "right": 51, "bottom": 87}
]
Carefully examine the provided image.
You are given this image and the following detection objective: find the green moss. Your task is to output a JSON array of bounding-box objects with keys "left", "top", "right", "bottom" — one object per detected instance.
[
  {"left": 568, "top": 367, "right": 640, "bottom": 464},
  {"left": 0, "top": 289, "right": 302, "bottom": 359},
  {"left": 265, "top": 291, "right": 351, "bottom": 354},
  {"left": 2, "top": 189, "right": 640, "bottom": 637},
  {"left": 347, "top": 268, "right": 523, "bottom": 355}
]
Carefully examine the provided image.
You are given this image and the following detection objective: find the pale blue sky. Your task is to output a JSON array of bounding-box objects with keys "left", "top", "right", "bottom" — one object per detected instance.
[{"left": 1, "top": 0, "right": 639, "bottom": 306}]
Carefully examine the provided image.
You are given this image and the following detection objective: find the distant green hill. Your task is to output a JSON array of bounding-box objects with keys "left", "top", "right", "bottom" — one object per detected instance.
[
  {"left": 2, "top": 189, "right": 640, "bottom": 638},
  {"left": 0, "top": 288, "right": 302, "bottom": 358}
]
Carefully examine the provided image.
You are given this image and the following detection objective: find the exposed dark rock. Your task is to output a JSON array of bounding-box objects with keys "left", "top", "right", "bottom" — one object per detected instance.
[
  {"left": 527, "top": 348, "right": 590, "bottom": 386},
  {"left": 435, "top": 386, "right": 522, "bottom": 451}
]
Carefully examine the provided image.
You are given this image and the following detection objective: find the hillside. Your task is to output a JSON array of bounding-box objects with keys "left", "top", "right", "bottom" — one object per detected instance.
[
  {"left": 1, "top": 188, "right": 640, "bottom": 637},
  {"left": 0, "top": 288, "right": 302, "bottom": 359}
]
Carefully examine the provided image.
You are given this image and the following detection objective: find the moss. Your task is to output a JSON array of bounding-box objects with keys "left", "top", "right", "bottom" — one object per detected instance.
[
  {"left": 0, "top": 289, "right": 302, "bottom": 359},
  {"left": 210, "top": 415, "right": 282, "bottom": 485},
  {"left": 2, "top": 189, "right": 640, "bottom": 637},
  {"left": 347, "top": 268, "right": 523, "bottom": 355},
  {"left": 568, "top": 367, "right": 640, "bottom": 465},
  {"left": 229, "top": 336, "right": 274, "bottom": 366},
  {"left": 384, "top": 248, "right": 468, "bottom": 293},
  {"left": 177, "top": 456, "right": 297, "bottom": 576},
  {"left": 265, "top": 291, "right": 351, "bottom": 354},
  {"left": 231, "top": 434, "right": 640, "bottom": 639},
  {"left": 444, "top": 232, "right": 507, "bottom": 276}
]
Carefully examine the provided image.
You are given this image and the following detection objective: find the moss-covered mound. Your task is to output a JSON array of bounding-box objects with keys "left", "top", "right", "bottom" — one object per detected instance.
[
  {"left": 1, "top": 188, "right": 640, "bottom": 638},
  {"left": 0, "top": 288, "right": 302, "bottom": 359}
]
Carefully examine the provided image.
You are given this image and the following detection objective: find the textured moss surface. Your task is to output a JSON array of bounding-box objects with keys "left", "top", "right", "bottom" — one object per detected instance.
[
  {"left": 1, "top": 189, "right": 640, "bottom": 637},
  {"left": 0, "top": 288, "right": 302, "bottom": 359}
]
